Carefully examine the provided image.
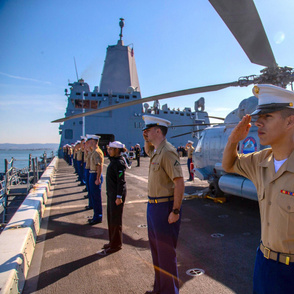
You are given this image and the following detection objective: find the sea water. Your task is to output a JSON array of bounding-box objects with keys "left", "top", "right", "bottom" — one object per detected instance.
[{"left": 0, "top": 149, "right": 58, "bottom": 173}]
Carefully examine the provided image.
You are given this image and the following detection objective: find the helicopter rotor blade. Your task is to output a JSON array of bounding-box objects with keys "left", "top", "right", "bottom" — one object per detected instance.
[
  {"left": 206, "top": 115, "right": 225, "bottom": 121},
  {"left": 170, "top": 129, "right": 203, "bottom": 139},
  {"left": 52, "top": 81, "right": 239, "bottom": 123},
  {"left": 209, "top": 0, "right": 277, "bottom": 68},
  {"left": 170, "top": 123, "right": 219, "bottom": 128}
]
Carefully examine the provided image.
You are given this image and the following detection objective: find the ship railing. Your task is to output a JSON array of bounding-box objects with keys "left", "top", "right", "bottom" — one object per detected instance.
[
  {"left": 1, "top": 152, "right": 50, "bottom": 224},
  {"left": 0, "top": 177, "right": 6, "bottom": 207}
]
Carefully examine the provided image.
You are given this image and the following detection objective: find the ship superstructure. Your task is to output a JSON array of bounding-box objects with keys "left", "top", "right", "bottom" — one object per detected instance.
[{"left": 58, "top": 19, "right": 209, "bottom": 155}]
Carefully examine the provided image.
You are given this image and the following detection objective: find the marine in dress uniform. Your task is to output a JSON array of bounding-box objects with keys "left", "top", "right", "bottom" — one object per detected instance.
[
  {"left": 84, "top": 137, "right": 93, "bottom": 208},
  {"left": 87, "top": 135, "right": 104, "bottom": 225},
  {"left": 68, "top": 145, "right": 73, "bottom": 165},
  {"left": 76, "top": 142, "right": 84, "bottom": 185},
  {"left": 222, "top": 84, "right": 294, "bottom": 293},
  {"left": 80, "top": 137, "right": 87, "bottom": 188},
  {"left": 142, "top": 115, "right": 185, "bottom": 294},
  {"left": 99, "top": 141, "right": 129, "bottom": 256},
  {"left": 73, "top": 143, "right": 78, "bottom": 171},
  {"left": 185, "top": 140, "right": 194, "bottom": 181}
]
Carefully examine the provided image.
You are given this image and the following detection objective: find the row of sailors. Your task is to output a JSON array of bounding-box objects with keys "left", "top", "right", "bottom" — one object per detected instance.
[
  {"left": 62, "top": 135, "right": 130, "bottom": 257},
  {"left": 63, "top": 135, "right": 105, "bottom": 225}
]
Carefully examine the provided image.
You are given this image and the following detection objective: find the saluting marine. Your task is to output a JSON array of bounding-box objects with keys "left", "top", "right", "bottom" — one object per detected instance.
[{"left": 222, "top": 84, "right": 294, "bottom": 293}]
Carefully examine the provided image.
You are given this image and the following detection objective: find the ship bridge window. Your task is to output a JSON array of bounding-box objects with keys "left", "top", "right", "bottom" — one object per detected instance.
[
  {"left": 104, "top": 94, "right": 109, "bottom": 97},
  {"left": 175, "top": 112, "right": 179, "bottom": 114},
  {"left": 98, "top": 94, "right": 102, "bottom": 97},
  {"left": 83, "top": 100, "right": 90, "bottom": 108},
  {"left": 91, "top": 94, "right": 96, "bottom": 97},
  {"left": 119, "top": 95, "right": 124, "bottom": 99},
  {"left": 186, "top": 113, "right": 191, "bottom": 116},
  {"left": 125, "top": 95, "right": 129, "bottom": 99},
  {"left": 163, "top": 111, "right": 168, "bottom": 114},
  {"left": 76, "top": 92, "right": 81, "bottom": 95},
  {"left": 79, "top": 121, "right": 83, "bottom": 125},
  {"left": 170, "top": 111, "right": 174, "bottom": 114},
  {"left": 132, "top": 95, "right": 137, "bottom": 98},
  {"left": 112, "top": 95, "right": 117, "bottom": 97},
  {"left": 84, "top": 93, "right": 88, "bottom": 96},
  {"left": 180, "top": 113, "right": 184, "bottom": 116},
  {"left": 65, "top": 129, "right": 73, "bottom": 139},
  {"left": 91, "top": 101, "right": 98, "bottom": 109},
  {"left": 75, "top": 99, "right": 83, "bottom": 108}
]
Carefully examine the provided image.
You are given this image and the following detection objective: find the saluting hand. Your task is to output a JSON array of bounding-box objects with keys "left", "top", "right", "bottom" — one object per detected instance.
[{"left": 229, "top": 114, "right": 252, "bottom": 144}]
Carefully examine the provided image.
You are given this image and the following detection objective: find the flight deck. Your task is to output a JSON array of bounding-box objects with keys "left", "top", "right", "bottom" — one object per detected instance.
[{"left": 22, "top": 157, "right": 261, "bottom": 294}]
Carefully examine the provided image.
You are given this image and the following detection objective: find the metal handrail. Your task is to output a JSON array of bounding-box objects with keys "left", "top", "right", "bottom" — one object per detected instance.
[{"left": 1, "top": 151, "right": 51, "bottom": 224}]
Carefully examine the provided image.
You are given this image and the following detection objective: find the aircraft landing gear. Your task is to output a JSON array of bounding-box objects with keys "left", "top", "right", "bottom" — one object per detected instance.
[{"left": 206, "top": 179, "right": 226, "bottom": 203}]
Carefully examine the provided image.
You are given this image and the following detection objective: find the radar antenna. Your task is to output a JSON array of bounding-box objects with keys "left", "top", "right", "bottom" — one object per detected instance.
[
  {"left": 119, "top": 18, "right": 125, "bottom": 41},
  {"left": 73, "top": 57, "right": 79, "bottom": 81}
]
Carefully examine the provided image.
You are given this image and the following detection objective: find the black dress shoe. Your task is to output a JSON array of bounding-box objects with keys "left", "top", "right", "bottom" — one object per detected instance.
[
  {"left": 88, "top": 219, "right": 102, "bottom": 225},
  {"left": 84, "top": 195, "right": 89, "bottom": 199},
  {"left": 102, "top": 243, "right": 111, "bottom": 249},
  {"left": 83, "top": 188, "right": 87, "bottom": 192},
  {"left": 85, "top": 205, "right": 93, "bottom": 210},
  {"left": 78, "top": 182, "right": 85, "bottom": 186},
  {"left": 105, "top": 247, "right": 121, "bottom": 254}
]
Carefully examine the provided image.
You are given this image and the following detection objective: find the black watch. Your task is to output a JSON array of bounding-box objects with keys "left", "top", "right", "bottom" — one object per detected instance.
[{"left": 172, "top": 208, "right": 180, "bottom": 215}]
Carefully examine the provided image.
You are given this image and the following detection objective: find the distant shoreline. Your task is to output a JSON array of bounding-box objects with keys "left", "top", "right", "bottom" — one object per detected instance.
[
  {"left": 0, "top": 143, "right": 59, "bottom": 150},
  {"left": 0, "top": 148, "right": 58, "bottom": 151}
]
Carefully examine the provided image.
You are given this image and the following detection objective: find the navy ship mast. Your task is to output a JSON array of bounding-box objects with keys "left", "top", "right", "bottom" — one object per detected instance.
[{"left": 58, "top": 19, "right": 209, "bottom": 156}]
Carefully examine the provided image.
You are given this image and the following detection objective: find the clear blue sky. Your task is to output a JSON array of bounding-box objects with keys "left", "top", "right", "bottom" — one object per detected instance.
[{"left": 0, "top": 0, "right": 293, "bottom": 143}]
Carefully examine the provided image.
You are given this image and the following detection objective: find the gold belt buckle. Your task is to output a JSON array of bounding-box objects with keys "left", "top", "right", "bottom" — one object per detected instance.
[{"left": 263, "top": 247, "right": 270, "bottom": 259}]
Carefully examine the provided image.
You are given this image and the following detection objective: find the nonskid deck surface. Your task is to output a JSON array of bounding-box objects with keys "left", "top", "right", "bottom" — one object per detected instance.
[{"left": 24, "top": 157, "right": 260, "bottom": 294}]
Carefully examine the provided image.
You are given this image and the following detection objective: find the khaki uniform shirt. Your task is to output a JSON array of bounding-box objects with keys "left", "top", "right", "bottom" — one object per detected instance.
[
  {"left": 90, "top": 147, "right": 104, "bottom": 172},
  {"left": 76, "top": 149, "right": 83, "bottom": 161},
  {"left": 147, "top": 139, "right": 183, "bottom": 197},
  {"left": 85, "top": 150, "right": 91, "bottom": 169},
  {"left": 68, "top": 147, "right": 73, "bottom": 156},
  {"left": 186, "top": 146, "right": 194, "bottom": 159},
  {"left": 233, "top": 148, "right": 294, "bottom": 254}
]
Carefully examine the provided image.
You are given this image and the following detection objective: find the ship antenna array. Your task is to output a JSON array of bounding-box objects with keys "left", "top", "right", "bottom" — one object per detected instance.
[
  {"left": 119, "top": 18, "right": 124, "bottom": 41},
  {"left": 74, "top": 56, "right": 79, "bottom": 81}
]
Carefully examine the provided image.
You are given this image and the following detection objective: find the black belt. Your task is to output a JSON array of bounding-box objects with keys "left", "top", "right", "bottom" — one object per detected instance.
[
  {"left": 260, "top": 243, "right": 294, "bottom": 266},
  {"left": 148, "top": 196, "right": 174, "bottom": 203}
]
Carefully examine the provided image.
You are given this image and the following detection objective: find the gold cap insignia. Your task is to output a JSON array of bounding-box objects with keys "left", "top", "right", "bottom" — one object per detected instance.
[{"left": 253, "top": 86, "right": 260, "bottom": 95}]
